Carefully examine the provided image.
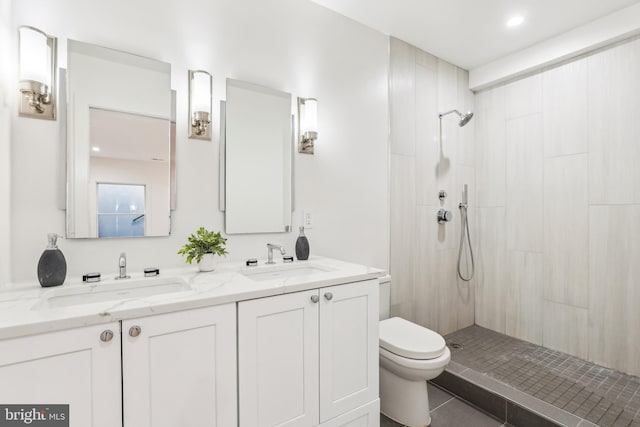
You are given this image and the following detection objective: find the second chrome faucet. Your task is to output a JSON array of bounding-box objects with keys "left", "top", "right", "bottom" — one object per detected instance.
[
  {"left": 266, "top": 244, "right": 286, "bottom": 265},
  {"left": 115, "top": 252, "right": 131, "bottom": 280}
]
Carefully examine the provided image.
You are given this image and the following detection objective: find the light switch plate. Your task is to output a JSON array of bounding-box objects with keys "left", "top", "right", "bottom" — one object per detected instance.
[{"left": 303, "top": 210, "right": 313, "bottom": 229}]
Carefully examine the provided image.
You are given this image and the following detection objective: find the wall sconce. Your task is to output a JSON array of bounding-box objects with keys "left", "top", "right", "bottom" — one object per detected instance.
[
  {"left": 188, "top": 70, "right": 212, "bottom": 140},
  {"left": 298, "top": 97, "right": 318, "bottom": 154},
  {"left": 18, "top": 26, "right": 57, "bottom": 120}
]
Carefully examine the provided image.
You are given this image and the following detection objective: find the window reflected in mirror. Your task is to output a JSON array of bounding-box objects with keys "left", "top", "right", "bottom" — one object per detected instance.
[{"left": 97, "top": 183, "right": 146, "bottom": 238}]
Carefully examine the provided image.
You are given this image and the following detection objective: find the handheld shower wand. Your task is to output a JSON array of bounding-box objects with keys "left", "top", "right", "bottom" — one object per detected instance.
[{"left": 457, "top": 184, "right": 475, "bottom": 281}]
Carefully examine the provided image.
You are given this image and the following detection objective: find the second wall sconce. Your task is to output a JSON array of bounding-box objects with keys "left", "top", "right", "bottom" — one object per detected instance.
[
  {"left": 188, "top": 70, "right": 212, "bottom": 140},
  {"left": 298, "top": 97, "right": 318, "bottom": 154},
  {"left": 18, "top": 26, "right": 57, "bottom": 120}
]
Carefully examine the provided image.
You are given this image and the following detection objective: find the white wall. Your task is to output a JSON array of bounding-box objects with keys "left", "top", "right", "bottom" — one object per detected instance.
[
  {"left": 0, "top": 0, "right": 11, "bottom": 286},
  {"left": 474, "top": 35, "right": 640, "bottom": 376},
  {"left": 389, "top": 38, "right": 475, "bottom": 336},
  {"left": 9, "top": 0, "right": 389, "bottom": 283}
]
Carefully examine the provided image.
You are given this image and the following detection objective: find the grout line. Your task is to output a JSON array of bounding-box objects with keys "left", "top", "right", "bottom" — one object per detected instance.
[{"left": 430, "top": 395, "right": 456, "bottom": 412}]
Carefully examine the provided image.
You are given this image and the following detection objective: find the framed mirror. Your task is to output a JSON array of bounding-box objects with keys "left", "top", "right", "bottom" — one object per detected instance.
[
  {"left": 66, "top": 40, "right": 172, "bottom": 238},
  {"left": 223, "top": 79, "right": 293, "bottom": 234}
]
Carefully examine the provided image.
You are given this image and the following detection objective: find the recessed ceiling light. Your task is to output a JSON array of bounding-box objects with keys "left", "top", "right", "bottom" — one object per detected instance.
[
  {"left": 506, "top": 16, "right": 524, "bottom": 28},
  {"left": 92, "top": 146, "right": 101, "bottom": 152}
]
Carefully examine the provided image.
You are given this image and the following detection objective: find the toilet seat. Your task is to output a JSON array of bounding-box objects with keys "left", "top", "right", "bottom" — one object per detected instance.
[{"left": 380, "top": 317, "right": 446, "bottom": 360}]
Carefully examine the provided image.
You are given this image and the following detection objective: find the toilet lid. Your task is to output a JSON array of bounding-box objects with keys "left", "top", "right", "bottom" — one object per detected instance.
[{"left": 380, "top": 317, "right": 446, "bottom": 360}]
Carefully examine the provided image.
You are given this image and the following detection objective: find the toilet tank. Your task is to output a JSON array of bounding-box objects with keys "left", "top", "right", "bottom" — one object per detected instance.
[{"left": 379, "top": 275, "right": 391, "bottom": 320}]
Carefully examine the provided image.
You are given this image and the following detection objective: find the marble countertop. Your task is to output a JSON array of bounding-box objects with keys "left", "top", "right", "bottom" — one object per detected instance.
[{"left": 0, "top": 256, "right": 385, "bottom": 340}]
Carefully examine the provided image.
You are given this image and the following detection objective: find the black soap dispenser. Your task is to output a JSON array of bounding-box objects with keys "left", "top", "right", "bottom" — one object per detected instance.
[
  {"left": 295, "top": 226, "right": 310, "bottom": 261},
  {"left": 37, "top": 233, "right": 67, "bottom": 287}
]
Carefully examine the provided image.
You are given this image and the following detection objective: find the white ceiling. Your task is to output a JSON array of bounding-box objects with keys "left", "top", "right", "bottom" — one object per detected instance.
[
  {"left": 310, "top": 0, "right": 640, "bottom": 69},
  {"left": 89, "top": 108, "right": 170, "bottom": 162}
]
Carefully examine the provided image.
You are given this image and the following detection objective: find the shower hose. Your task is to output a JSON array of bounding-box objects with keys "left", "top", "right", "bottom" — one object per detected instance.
[{"left": 457, "top": 204, "right": 475, "bottom": 281}]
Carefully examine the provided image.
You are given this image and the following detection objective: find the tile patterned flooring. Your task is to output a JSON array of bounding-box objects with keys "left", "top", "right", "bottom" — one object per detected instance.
[
  {"left": 380, "top": 383, "right": 505, "bottom": 427},
  {"left": 444, "top": 326, "right": 640, "bottom": 427}
]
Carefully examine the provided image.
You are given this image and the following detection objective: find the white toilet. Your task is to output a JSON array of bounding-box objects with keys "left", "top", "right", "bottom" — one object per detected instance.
[{"left": 378, "top": 277, "right": 451, "bottom": 427}]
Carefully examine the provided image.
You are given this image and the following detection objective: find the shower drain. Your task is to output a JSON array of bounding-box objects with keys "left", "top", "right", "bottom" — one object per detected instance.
[{"left": 448, "top": 342, "right": 463, "bottom": 350}]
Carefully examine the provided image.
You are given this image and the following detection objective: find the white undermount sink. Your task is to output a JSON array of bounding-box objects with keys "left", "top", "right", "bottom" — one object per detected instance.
[
  {"left": 32, "top": 277, "right": 192, "bottom": 309},
  {"left": 241, "top": 263, "right": 333, "bottom": 282}
]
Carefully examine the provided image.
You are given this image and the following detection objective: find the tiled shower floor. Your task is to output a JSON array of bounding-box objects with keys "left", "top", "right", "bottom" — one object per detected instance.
[{"left": 444, "top": 326, "right": 640, "bottom": 427}]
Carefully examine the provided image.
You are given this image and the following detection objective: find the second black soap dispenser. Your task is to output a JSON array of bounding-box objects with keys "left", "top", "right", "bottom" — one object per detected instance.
[
  {"left": 37, "top": 233, "right": 67, "bottom": 287},
  {"left": 295, "top": 226, "right": 310, "bottom": 260}
]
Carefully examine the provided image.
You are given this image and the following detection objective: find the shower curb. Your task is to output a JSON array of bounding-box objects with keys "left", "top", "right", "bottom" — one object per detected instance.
[{"left": 431, "top": 361, "right": 598, "bottom": 427}]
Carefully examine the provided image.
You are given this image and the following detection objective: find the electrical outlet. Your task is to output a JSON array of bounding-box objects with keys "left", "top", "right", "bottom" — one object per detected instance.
[{"left": 303, "top": 210, "right": 313, "bottom": 229}]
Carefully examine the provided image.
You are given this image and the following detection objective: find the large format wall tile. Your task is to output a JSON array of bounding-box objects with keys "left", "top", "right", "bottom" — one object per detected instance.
[
  {"left": 543, "top": 58, "right": 588, "bottom": 157},
  {"left": 457, "top": 68, "right": 475, "bottom": 167},
  {"left": 506, "top": 251, "right": 543, "bottom": 345},
  {"left": 436, "top": 59, "right": 459, "bottom": 196},
  {"left": 505, "top": 73, "right": 542, "bottom": 119},
  {"left": 415, "top": 61, "right": 440, "bottom": 206},
  {"left": 543, "top": 301, "right": 588, "bottom": 359},
  {"left": 436, "top": 249, "right": 459, "bottom": 335},
  {"left": 589, "top": 205, "right": 640, "bottom": 376},
  {"left": 389, "top": 37, "right": 416, "bottom": 156},
  {"left": 588, "top": 38, "right": 640, "bottom": 204},
  {"left": 476, "top": 87, "right": 506, "bottom": 208},
  {"left": 390, "top": 154, "right": 416, "bottom": 320},
  {"left": 475, "top": 207, "right": 506, "bottom": 334},
  {"left": 506, "top": 114, "right": 543, "bottom": 252},
  {"left": 414, "top": 205, "right": 440, "bottom": 331},
  {"left": 543, "top": 155, "right": 588, "bottom": 308}
]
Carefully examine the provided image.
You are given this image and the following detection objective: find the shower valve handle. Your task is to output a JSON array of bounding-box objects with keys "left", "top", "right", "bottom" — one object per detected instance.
[{"left": 437, "top": 209, "right": 452, "bottom": 224}]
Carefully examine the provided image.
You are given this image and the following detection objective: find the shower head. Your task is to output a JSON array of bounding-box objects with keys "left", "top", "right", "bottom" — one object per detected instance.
[
  {"left": 439, "top": 109, "right": 474, "bottom": 127},
  {"left": 459, "top": 112, "right": 474, "bottom": 127}
]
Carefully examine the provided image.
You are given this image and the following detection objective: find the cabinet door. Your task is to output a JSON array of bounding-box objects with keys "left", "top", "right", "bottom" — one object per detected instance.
[
  {"left": 319, "top": 280, "right": 379, "bottom": 422},
  {"left": 319, "top": 400, "right": 380, "bottom": 427},
  {"left": 0, "top": 323, "right": 122, "bottom": 427},
  {"left": 238, "top": 289, "right": 319, "bottom": 427},
  {"left": 122, "top": 303, "right": 237, "bottom": 427}
]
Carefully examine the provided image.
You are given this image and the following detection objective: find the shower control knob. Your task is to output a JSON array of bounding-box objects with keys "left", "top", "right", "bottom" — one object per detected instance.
[{"left": 437, "top": 209, "right": 452, "bottom": 224}]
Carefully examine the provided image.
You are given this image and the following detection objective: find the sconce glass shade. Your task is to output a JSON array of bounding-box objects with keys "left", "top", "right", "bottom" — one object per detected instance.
[
  {"left": 18, "top": 26, "right": 57, "bottom": 120},
  {"left": 189, "top": 70, "right": 212, "bottom": 140},
  {"left": 298, "top": 97, "right": 318, "bottom": 154}
]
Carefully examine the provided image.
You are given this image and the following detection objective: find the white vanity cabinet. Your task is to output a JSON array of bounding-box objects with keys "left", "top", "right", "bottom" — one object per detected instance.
[
  {"left": 122, "top": 303, "right": 237, "bottom": 427},
  {"left": 0, "top": 322, "right": 123, "bottom": 427},
  {"left": 238, "top": 279, "right": 379, "bottom": 427},
  {"left": 0, "top": 304, "right": 237, "bottom": 427}
]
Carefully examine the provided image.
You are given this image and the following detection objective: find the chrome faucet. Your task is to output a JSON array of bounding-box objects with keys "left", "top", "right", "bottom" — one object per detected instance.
[
  {"left": 266, "top": 243, "right": 286, "bottom": 264},
  {"left": 116, "top": 252, "right": 131, "bottom": 280}
]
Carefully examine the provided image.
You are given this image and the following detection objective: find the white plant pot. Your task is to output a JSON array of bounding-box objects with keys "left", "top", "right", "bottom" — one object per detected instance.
[{"left": 198, "top": 253, "right": 216, "bottom": 272}]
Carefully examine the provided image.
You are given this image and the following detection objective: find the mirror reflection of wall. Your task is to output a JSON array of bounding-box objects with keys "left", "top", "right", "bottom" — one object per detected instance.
[
  {"left": 224, "top": 79, "right": 293, "bottom": 234},
  {"left": 66, "top": 40, "right": 172, "bottom": 238}
]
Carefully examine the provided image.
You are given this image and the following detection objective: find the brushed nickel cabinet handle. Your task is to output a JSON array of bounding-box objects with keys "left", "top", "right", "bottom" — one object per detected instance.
[{"left": 100, "top": 330, "right": 114, "bottom": 342}]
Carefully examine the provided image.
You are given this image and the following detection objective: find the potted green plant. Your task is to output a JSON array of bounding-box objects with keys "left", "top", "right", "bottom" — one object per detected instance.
[{"left": 178, "top": 227, "right": 228, "bottom": 272}]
